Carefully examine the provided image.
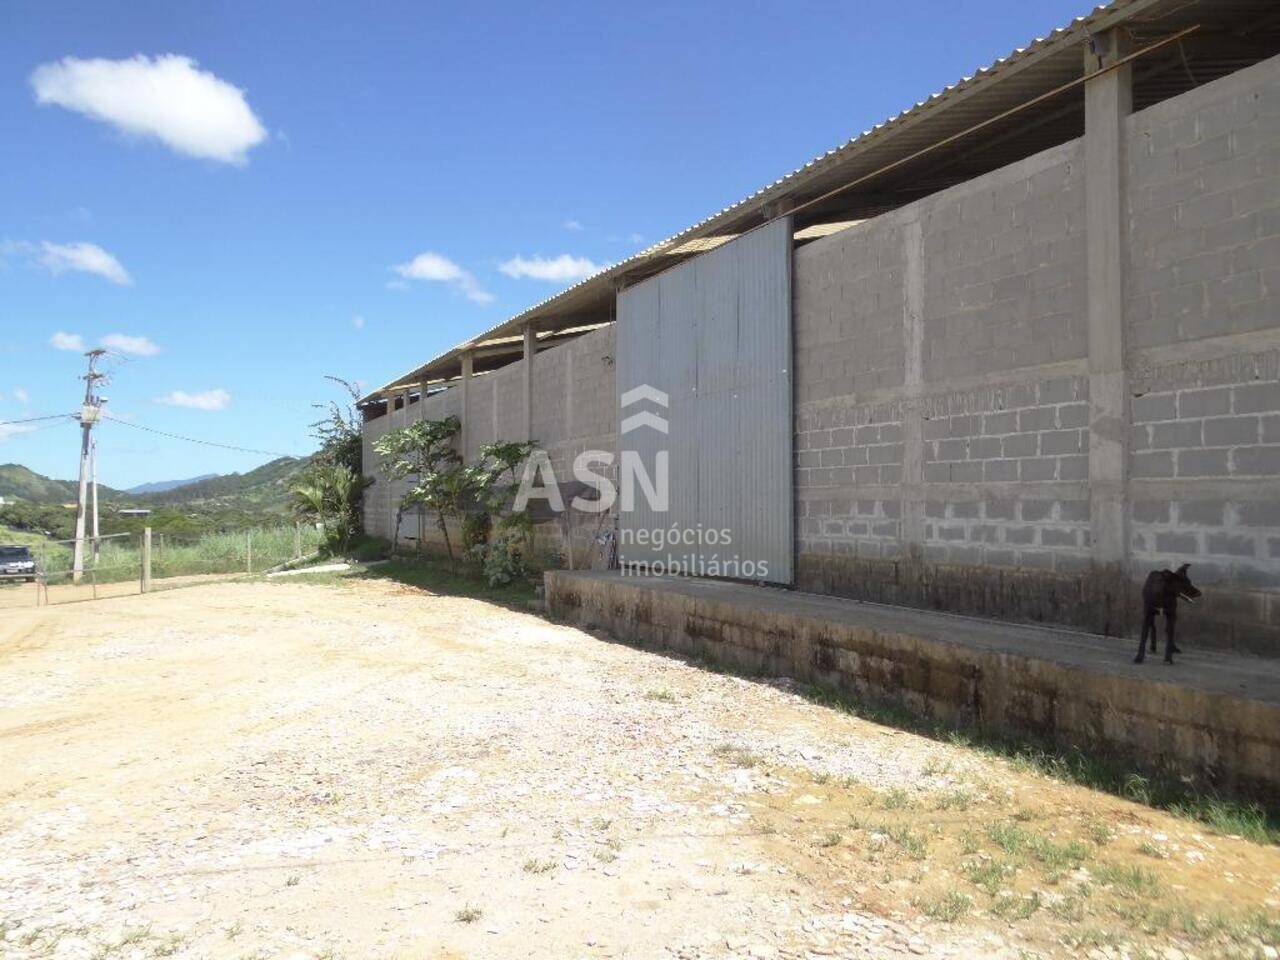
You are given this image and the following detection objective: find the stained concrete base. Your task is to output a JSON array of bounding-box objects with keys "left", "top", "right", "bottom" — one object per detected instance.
[{"left": 545, "top": 570, "right": 1280, "bottom": 802}]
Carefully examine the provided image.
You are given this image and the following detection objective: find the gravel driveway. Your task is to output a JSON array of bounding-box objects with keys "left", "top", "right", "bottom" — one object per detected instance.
[{"left": 1, "top": 577, "right": 1276, "bottom": 960}]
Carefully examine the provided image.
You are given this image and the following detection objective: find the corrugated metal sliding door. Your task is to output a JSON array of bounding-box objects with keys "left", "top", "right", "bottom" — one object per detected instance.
[{"left": 615, "top": 216, "right": 793, "bottom": 585}]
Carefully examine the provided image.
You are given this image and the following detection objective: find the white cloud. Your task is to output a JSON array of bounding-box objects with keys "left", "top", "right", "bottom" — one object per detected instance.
[
  {"left": 499, "top": 254, "right": 604, "bottom": 283},
  {"left": 0, "top": 423, "right": 36, "bottom": 443},
  {"left": 562, "top": 219, "right": 584, "bottom": 231},
  {"left": 14, "top": 387, "right": 30, "bottom": 404},
  {"left": 392, "top": 252, "right": 493, "bottom": 304},
  {"left": 101, "top": 333, "right": 160, "bottom": 356},
  {"left": 38, "top": 241, "right": 132, "bottom": 285},
  {"left": 50, "top": 331, "right": 86, "bottom": 351},
  {"left": 30, "top": 54, "right": 267, "bottom": 165},
  {"left": 351, "top": 314, "right": 366, "bottom": 330},
  {"left": 156, "top": 388, "right": 230, "bottom": 411}
]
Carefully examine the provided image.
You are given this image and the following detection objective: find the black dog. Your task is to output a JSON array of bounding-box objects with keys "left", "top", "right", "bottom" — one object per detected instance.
[{"left": 1134, "top": 563, "right": 1201, "bottom": 664}]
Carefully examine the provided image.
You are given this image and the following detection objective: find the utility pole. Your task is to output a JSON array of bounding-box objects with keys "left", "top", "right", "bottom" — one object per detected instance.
[
  {"left": 91, "top": 437, "right": 100, "bottom": 563},
  {"left": 72, "top": 349, "right": 107, "bottom": 584}
]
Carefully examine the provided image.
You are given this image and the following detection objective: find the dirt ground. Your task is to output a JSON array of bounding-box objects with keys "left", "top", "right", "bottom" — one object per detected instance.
[{"left": 1, "top": 577, "right": 1277, "bottom": 960}]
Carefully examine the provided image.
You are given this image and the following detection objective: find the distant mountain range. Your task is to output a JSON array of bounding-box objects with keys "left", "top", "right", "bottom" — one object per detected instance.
[
  {"left": 142, "top": 457, "right": 307, "bottom": 509},
  {"left": 0, "top": 464, "right": 122, "bottom": 504},
  {"left": 126, "top": 474, "right": 218, "bottom": 495},
  {"left": 0, "top": 457, "right": 308, "bottom": 512}
]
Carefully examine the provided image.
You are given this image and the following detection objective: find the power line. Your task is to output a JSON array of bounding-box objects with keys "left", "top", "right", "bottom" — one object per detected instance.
[
  {"left": 0, "top": 413, "right": 77, "bottom": 425},
  {"left": 101, "top": 413, "right": 300, "bottom": 458},
  {"left": 2, "top": 419, "right": 74, "bottom": 435}
]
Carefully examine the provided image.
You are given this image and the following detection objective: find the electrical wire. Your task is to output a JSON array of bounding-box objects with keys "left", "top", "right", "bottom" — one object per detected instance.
[
  {"left": 0, "top": 413, "right": 77, "bottom": 425},
  {"left": 100, "top": 414, "right": 299, "bottom": 458}
]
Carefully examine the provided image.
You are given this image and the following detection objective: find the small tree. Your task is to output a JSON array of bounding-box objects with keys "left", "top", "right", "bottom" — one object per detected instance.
[
  {"left": 373, "top": 416, "right": 463, "bottom": 557},
  {"left": 464, "top": 440, "right": 538, "bottom": 584},
  {"left": 290, "top": 462, "right": 370, "bottom": 554},
  {"left": 310, "top": 375, "right": 363, "bottom": 475},
  {"left": 292, "top": 375, "right": 370, "bottom": 554}
]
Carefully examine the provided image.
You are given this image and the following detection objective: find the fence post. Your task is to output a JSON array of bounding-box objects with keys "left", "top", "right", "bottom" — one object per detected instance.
[
  {"left": 294, "top": 521, "right": 302, "bottom": 560},
  {"left": 141, "top": 527, "right": 152, "bottom": 593},
  {"left": 246, "top": 530, "right": 253, "bottom": 574}
]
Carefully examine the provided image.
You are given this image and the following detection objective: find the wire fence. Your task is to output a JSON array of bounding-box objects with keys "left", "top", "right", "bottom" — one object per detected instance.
[{"left": 0, "top": 524, "right": 323, "bottom": 609}]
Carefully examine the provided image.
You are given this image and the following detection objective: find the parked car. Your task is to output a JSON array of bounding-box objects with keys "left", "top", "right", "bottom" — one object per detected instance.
[{"left": 0, "top": 544, "right": 38, "bottom": 583}]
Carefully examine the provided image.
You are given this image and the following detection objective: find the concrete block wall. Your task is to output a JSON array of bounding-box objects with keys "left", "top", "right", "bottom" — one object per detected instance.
[
  {"left": 362, "top": 323, "right": 618, "bottom": 562},
  {"left": 794, "top": 399, "right": 903, "bottom": 489},
  {"left": 1125, "top": 54, "right": 1280, "bottom": 349},
  {"left": 793, "top": 219, "right": 905, "bottom": 403},
  {"left": 920, "top": 375, "right": 1090, "bottom": 485},
  {"left": 921, "top": 141, "right": 1087, "bottom": 379},
  {"left": 795, "top": 54, "right": 1280, "bottom": 653}
]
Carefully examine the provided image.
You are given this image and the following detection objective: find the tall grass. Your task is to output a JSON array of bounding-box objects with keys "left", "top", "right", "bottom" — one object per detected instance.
[{"left": 24, "top": 526, "right": 322, "bottom": 586}]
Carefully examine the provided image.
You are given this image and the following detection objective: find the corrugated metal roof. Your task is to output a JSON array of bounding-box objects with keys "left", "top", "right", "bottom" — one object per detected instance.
[{"left": 362, "top": 0, "right": 1275, "bottom": 403}]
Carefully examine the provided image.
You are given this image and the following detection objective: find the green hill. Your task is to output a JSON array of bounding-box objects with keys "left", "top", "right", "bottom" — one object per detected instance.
[
  {"left": 0, "top": 463, "right": 126, "bottom": 504},
  {"left": 146, "top": 456, "right": 308, "bottom": 509},
  {"left": 0, "top": 456, "right": 311, "bottom": 537}
]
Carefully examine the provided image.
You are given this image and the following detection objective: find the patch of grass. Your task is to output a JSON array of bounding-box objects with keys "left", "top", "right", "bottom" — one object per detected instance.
[
  {"left": 593, "top": 848, "right": 618, "bottom": 863},
  {"left": 931, "top": 788, "right": 974, "bottom": 811},
  {"left": 1061, "top": 927, "right": 1123, "bottom": 950},
  {"left": 961, "top": 858, "right": 1011, "bottom": 895},
  {"left": 522, "top": 858, "right": 555, "bottom": 874},
  {"left": 922, "top": 756, "right": 953, "bottom": 777},
  {"left": 881, "top": 787, "right": 913, "bottom": 810},
  {"left": 454, "top": 904, "right": 483, "bottom": 924},
  {"left": 284, "top": 874, "right": 300, "bottom": 887},
  {"left": 1047, "top": 894, "right": 1087, "bottom": 922},
  {"left": 1168, "top": 796, "right": 1273, "bottom": 844},
  {"left": 1137, "top": 839, "right": 1168, "bottom": 859},
  {"left": 882, "top": 824, "right": 928, "bottom": 860},
  {"left": 712, "top": 743, "right": 763, "bottom": 768},
  {"left": 787, "top": 681, "right": 1280, "bottom": 844},
  {"left": 339, "top": 557, "right": 538, "bottom": 608},
  {"left": 119, "top": 927, "right": 151, "bottom": 946},
  {"left": 1093, "top": 862, "right": 1160, "bottom": 896},
  {"left": 1027, "top": 834, "right": 1091, "bottom": 872},
  {"left": 644, "top": 688, "right": 677, "bottom": 702},
  {"left": 152, "top": 933, "right": 186, "bottom": 957},
  {"left": 1086, "top": 819, "right": 1113, "bottom": 845},
  {"left": 919, "top": 891, "right": 972, "bottom": 923},
  {"left": 815, "top": 831, "right": 842, "bottom": 848},
  {"left": 991, "top": 891, "right": 1041, "bottom": 921},
  {"left": 987, "top": 822, "right": 1030, "bottom": 856}
]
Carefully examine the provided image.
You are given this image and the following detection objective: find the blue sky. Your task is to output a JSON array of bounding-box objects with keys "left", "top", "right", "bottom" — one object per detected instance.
[{"left": 1, "top": 0, "right": 1085, "bottom": 488}]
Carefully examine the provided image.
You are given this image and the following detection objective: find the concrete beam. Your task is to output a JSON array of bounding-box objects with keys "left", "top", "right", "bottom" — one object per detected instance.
[
  {"left": 1084, "top": 28, "right": 1133, "bottom": 566},
  {"left": 900, "top": 219, "right": 926, "bottom": 550},
  {"left": 459, "top": 350, "right": 473, "bottom": 462},
  {"left": 523, "top": 324, "right": 536, "bottom": 442}
]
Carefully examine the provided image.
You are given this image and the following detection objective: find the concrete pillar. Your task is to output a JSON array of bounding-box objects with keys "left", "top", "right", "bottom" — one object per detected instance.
[
  {"left": 388, "top": 389, "right": 403, "bottom": 543},
  {"left": 900, "top": 219, "right": 926, "bottom": 551},
  {"left": 459, "top": 350, "right": 473, "bottom": 462},
  {"left": 1083, "top": 29, "right": 1133, "bottom": 566},
  {"left": 523, "top": 325, "right": 536, "bottom": 441}
]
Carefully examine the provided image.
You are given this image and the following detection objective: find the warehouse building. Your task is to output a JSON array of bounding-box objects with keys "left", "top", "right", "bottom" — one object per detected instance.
[{"left": 361, "top": 0, "right": 1280, "bottom": 655}]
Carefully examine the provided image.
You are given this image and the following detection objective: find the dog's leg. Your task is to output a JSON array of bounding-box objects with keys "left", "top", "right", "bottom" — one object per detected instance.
[
  {"left": 1163, "top": 614, "right": 1177, "bottom": 664},
  {"left": 1136, "top": 612, "right": 1153, "bottom": 663},
  {"left": 1150, "top": 610, "right": 1159, "bottom": 652}
]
